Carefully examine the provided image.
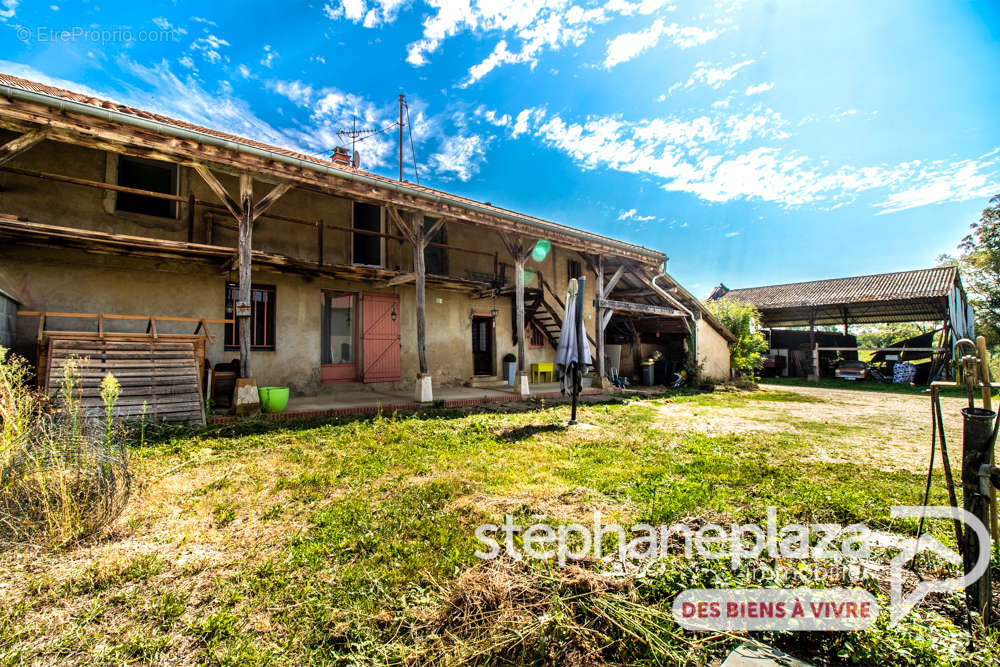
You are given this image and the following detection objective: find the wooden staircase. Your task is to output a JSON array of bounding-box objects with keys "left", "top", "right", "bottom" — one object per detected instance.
[{"left": 501, "top": 274, "right": 597, "bottom": 351}]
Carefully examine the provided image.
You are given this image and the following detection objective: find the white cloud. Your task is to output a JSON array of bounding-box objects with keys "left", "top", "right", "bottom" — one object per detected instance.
[
  {"left": 872, "top": 153, "right": 1000, "bottom": 214},
  {"left": 617, "top": 208, "right": 656, "bottom": 221},
  {"left": 669, "top": 59, "right": 754, "bottom": 93},
  {"left": 429, "top": 134, "right": 489, "bottom": 181},
  {"left": 0, "top": 0, "right": 18, "bottom": 19},
  {"left": 325, "top": 0, "right": 407, "bottom": 25},
  {"left": 152, "top": 17, "right": 186, "bottom": 34},
  {"left": 604, "top": 19, "right": 666, "bottom": 68},
  {"left": 268, "top": 80, "right": 314, "bottom": 106},
  {"left": 403, "top": 0, "right": 706, "bottom": 81},
  {"left": 513, "top": 104, "right": 1000, "bottom": 211},
  {"left": 512, "top": 107, "right": 546, "bottom": 137},
  {"left": 724, "top": 231, "right": 740, "bottom": 238},
  {"left": 190, "top": 33, "right": 229, "bottom": 64},
  {"left": 745, "top": 81, "right": 774, "bottom": 95},
  {"left": 260, "top": 44, "right": 278, "bottom": 68}
]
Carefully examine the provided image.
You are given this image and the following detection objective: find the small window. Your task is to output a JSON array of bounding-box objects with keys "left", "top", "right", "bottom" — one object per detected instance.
[
  {"left": 115, "top": 156, "right": 177, "bottom": 218},
  {"left": 424, "top": 217, "right": 447, "bottom": 275},
  {"left": 528, "top": 323, "right": 545, "bottom": 348},
  {"left": 353, "top": 202, "right": 383, "bottom": 266},
  {"left": 567, "top": 259, "right": 582, "bottom": 280},
  {"left": 224, "top": 283, "right": 276, "bottom": 351}
]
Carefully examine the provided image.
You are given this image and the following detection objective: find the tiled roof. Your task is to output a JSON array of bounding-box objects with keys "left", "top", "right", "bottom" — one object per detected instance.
[
  {"left": 714, "top": 267, "right": 959, "bottom": 310},
  {"left": 710, "top": 267, "right": 962, "bottom": 326},
  {"left": 0, "top": 72, "right": 663, "bottom": 261}
]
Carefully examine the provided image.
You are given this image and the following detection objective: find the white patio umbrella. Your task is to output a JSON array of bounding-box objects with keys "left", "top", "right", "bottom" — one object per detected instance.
[{"left": 555, "top": 277, "right": 592, "bottom": 424}]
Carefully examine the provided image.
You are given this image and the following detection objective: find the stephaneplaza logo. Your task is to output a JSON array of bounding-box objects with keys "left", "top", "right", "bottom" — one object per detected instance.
[{"left": 474, "top": 506, "right": 991, "bottom": 630}]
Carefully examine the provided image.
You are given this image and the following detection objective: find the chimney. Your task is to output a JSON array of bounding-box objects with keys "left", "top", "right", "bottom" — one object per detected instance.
[{"left": 331, "top": 146, "right": 350, "bottom": 166}]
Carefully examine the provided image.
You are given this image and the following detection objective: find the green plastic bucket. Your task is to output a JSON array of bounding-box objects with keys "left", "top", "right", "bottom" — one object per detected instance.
[{"left": 258, "top": 386, "right": 289, "bottom": 413}]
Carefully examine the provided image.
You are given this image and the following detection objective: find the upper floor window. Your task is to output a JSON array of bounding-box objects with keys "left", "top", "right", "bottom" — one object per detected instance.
[
  {"left": 567, "top": 259, "right": 582, "bottom": 280},
  {"left": 115, "top": 155, "right": 178, "bottom": 218},
  {"left": 424, "top": 217, "right": 447, "bottom": 275},
  {"left": 353, "top": 202, "right": 384, "bottom": 267},
  {"left": 224, "top": 283, "right": 276, "bottom": 351}
]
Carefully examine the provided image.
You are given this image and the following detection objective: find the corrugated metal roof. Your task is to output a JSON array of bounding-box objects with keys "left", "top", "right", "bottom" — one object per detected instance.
[
  {"left": 0, "top": 72, "right": 664, "bottom": 262},
  {"left": 716, "top": 267, "right": 958, "bottom": 310}
]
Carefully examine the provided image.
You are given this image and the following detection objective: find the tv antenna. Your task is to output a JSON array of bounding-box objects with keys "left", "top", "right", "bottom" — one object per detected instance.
[{"left": 336, "top": 117, "right": 379, "bottom": 159}]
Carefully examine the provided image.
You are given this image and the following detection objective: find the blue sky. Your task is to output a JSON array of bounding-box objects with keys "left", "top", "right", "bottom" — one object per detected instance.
[{"left": 3, "top": 0, "right": 999, "bottom": 297}]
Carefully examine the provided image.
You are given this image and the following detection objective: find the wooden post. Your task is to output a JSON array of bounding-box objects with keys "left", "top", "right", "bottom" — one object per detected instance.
[
  {"left": 414, "top": 217, "right": 429, "bottom": 375},
  {"left": 842, "top": 307, "right": 849, "bottom": 337},
  {"left": 515, "top": 251, "right": 526, "bottom": 373},
  {"left": 596, "top": 254, "right": 606, "bottom": 385},
  {"left": 809, "top": 312, "right": 817, "bottom": 380},
  {"left": 317, "top": 219, "right": 324, "bottom": 265},
  {"left": 186, "top": 193, "right": 196, "bottom": 243},
  {"left": 387, "top": 208, "right": 442, "bottom": 401},
  {"left": 237, "top": 173, "right": 253, "bottom": 378}
]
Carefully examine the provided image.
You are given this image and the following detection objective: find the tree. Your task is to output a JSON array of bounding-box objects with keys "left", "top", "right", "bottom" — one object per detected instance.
[
  {"left": 706, "top": 297, "right": 769, "bottom": 376},
  {"left": 950, "top": 194, "right": 1000, "bottom": 345}
]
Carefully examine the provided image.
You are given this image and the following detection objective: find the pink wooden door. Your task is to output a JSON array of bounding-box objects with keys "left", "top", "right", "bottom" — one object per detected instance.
[
  {"left": 321, "top": 291, "right": 358, "bottom": 383},
  {"left": 361, "top": 292, "right": 401, "bottom": 383}
]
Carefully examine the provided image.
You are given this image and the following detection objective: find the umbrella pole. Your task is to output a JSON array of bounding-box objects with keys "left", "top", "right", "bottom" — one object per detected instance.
[{"left": 569, "top": 362, "right": 579, "bottom": 425}]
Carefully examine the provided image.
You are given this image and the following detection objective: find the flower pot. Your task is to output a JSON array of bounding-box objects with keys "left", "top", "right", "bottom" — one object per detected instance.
[
  {"left": 258, "top": 386, "right": 289, "bottom": 413},
  {"left": 504, "top": 361, "right": 517, "bottom": 385}
]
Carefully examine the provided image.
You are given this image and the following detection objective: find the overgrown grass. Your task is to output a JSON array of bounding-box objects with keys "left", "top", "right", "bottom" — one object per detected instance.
[
  {"left": 0, "top": 349, "right": 130, "bottom": 547},
  {"left": 1, "top": 387, "right": 997, "bottom": 664}
]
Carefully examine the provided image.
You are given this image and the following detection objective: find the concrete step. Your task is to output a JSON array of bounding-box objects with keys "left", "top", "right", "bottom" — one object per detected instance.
[{"left": 466, "top": 376, "right": 511, "bottom": 388}]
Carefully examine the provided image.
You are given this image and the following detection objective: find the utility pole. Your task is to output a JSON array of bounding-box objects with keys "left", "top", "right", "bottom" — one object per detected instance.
[{"left": 398, "top": 93, "right": 405, "bottom": 181}]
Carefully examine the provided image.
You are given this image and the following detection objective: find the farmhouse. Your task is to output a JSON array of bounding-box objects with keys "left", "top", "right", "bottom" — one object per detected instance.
[{"left": 0, "top": 72, "right": 732, "bottom": 420}]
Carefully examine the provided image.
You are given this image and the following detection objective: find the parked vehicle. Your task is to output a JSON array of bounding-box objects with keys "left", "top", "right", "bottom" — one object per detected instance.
[{"left": 834, "top": 360, "right": 869, "bottom": 381}]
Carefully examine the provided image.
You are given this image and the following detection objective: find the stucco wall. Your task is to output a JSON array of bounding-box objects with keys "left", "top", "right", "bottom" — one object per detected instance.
[
  {"left": 0, "top": 138, "right": 657, "bottom": 394},
  {"left": 697, "top": 318, "right": 731, "bottom": 381}
]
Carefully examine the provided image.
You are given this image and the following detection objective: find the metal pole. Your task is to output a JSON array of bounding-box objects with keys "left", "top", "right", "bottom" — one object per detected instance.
[
  {"left": 569, "top": 277, "right": 587, "bottom": 425},
  {"left": 398, "top": 94, "right": 404, "bottom": 181}
]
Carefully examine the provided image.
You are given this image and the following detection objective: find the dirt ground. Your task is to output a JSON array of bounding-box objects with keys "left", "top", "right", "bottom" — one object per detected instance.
[{"left": 654, "top": 383, "right": 973, "bottom": 473}]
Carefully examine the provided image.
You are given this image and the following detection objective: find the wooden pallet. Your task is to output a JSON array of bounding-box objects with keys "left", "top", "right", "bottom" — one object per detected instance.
[{"left": 44, "top": 336, "right": 207, "bottom": 424}]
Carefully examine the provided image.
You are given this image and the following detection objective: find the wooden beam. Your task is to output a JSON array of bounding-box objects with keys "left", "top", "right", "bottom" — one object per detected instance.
[
  {"left": 602, "top": 264, "right": 628, "bottom": 299},
  {"left": 597, "top": 299, "right": 683, "bottom": 317},
  {"left": 237, "top": 172, "right": 253, "bottom": 378},
  {"left": 0, "top": 128, "right": 47, "bottom": 167},
  {"left": 193, "top": 163, "right": 242, "bottom": 220},
  {"left": 386, "top": 272, "right": 416, "bottom": 287},
  {"left": 386, "top": 206, "right": 415, "bottom": 242},
  {"left": 424, "top": 217, "right": 445, "bottom": 240},
  {"left": 251, "top": 181, "right": 293, "bottom": 221}
]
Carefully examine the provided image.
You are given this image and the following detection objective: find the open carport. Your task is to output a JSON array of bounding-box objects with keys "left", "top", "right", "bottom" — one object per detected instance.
[{"left": 709, "top": 266, "right": 974, "bottom": 381}]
